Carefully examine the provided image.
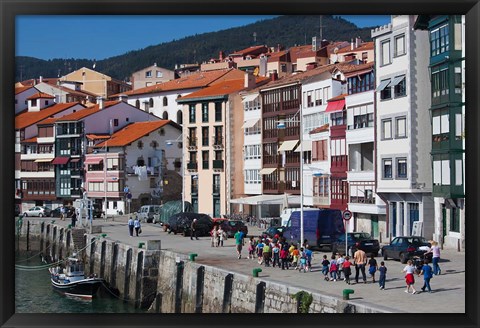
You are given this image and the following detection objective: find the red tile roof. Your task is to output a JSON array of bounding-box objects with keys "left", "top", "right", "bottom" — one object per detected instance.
[
  {"left": 336, "top": 42, "right": 374, "bottom": 54},
  {"left": 86, "top": 134, "right": 111, "bottom": 140},
  {"left": 55, "top": 101, "right": 120, "bottom": 121},
  {"left": 95, "top": 121, "right": 173, "bottom": 147},
  {"left": 19, "top": 78, "right": 59, "bottom": 86},
  {"left": 15, "top": 86, "right": 35, "bottom": 95},
  {"left": 26, "top": 92, "right": 55, "bottom": 100},
  {"left": 37, "top": 117, "right": 58, "bottom": 125},
  {"left": 267, "top": 50, "right": 289, "bottom": 62},
  {"left": 21, "top": 137, "right": 38, "bottom": 143},
  {"left": 259, "top": 64, "right": 337, "bottom": 90},
  {"left": 180, "top": 76, "right": 270, "bottom": 101},
  {"left": 309, "top": 124, "right": 330, "bottom": 134},
  {"left": 336, "top": 61, "right": 374, "bottom": 76},
  {"left": 230, "top": 45, "right": 268, "bottom": 56},
  {"left": 15, "top": 102, "right": 83, "bottom": 130},
  {"left": 117, "top": 69, "right": 244, "bottom": 97},
  {"left": 289, "top": 45, "right": 314, "bottom": 62},
  {"left": 327, "top": 93, "right": 347, "bottom": 102}
]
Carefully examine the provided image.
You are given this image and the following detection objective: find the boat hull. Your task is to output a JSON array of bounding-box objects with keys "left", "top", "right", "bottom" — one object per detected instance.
[{"left": 51, "top": 277, "right": 104, "bottom": 299}]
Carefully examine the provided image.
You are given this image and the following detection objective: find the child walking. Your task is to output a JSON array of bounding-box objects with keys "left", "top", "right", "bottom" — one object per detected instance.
[
  {"left": 343, "top": 256, "right": 352, "bottom": 284},
  {"left": 336, "top": 254, "right": 345, "bottom": 280},
  {"left": 402, "top": 260, "right": 418, "bottom": 294},
  {"left": 368, "top": 254, "right": 378, "bottom": 283},
  {"left": 329, "top": 255, "right": 338, "bottom": 281},
  {"left": 419, "top": 259, "right": 433, "bottom": 293},
  {"left": 321, "top": 255, "right": 330, "bottom": 280},
  {"left": 247, "top": 236, "right": 256, "bottom": 259},
  {"left": 298, "top": 248, "right": 307, "bottom": 273},
  {"left": 378, "top": 261, "right": 387, "bottom": 290}
]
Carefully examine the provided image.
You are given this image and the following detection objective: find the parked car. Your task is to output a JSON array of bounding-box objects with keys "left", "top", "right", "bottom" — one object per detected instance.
[
  {"left": 138, "top": 205, "right": 161, "bottom": 223},
  {"left": 166, "top": 212, "right": 213, "bottom": 237},
  {"left": 331, "top": 232, "right": 380, "bottom": 256},
  {"left": 23, "top": 206, "right": 52, "bottom": 217},
  {"left": 381, "top": 236, "right": 432, "bottom": 264},
  {"left": 261, "top": 226, "right": 285, "bottom": 239},
  {"left": 50, "top": 205, "right": 75, "bottom": 218},
  {"left": 219, "top": 220, "right": 248, "bottom": 238},
  {"left": 91, "top": 204, "right": 104, "bottom": 218}
]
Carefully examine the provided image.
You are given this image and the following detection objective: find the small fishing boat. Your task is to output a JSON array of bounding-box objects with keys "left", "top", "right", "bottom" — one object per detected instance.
[{"left": 49, "top": 257, "right": 104, "bottom": 300}]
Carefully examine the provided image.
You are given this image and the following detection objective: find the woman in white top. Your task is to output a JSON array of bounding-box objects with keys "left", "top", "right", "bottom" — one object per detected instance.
[
  {"left": 402, "top": 260, "right": 418, "bottom": 294},
  {"left": 217, "top": 226, "right": 225, "bottom": 247},
  {"left": 426, "top": 241, "right": 441, "bottom": 275}
]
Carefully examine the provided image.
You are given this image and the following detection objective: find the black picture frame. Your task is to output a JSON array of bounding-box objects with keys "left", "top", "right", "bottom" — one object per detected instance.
[{"left": 1, "top": 1, "right": 478, "bottom": 327}]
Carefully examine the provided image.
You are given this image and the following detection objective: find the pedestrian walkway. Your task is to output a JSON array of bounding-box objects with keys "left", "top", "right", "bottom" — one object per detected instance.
[{"left": 41, "top": 214, "right": 466, "bottom": 313}]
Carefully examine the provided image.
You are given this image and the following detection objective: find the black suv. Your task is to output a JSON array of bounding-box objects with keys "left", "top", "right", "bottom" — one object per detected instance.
[
  {"left": 166, "top": 212, "right": 213, "bottom": 237},
  {"left": 332, "top": 232, "right": 380, "bottom": 256}
]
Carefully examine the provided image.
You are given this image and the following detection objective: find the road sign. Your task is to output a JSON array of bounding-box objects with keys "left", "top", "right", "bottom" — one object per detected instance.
[{"left": 343, "top": 210, "right": 352, "bottom": 221}]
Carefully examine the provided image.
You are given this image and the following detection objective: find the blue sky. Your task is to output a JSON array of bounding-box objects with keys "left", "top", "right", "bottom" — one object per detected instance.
[{"left": 16, "top": 15, "right": 390, "bottom": 60}]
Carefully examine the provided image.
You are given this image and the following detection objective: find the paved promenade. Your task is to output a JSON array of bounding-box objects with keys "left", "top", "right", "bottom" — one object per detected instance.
[{"left": 39, "top": 214, "right": 465, "bottom": 313}]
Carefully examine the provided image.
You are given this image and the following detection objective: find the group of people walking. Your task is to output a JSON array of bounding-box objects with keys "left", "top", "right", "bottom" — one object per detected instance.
[{"left": 127, "top": 214, "right": 142, "bottom": 237}]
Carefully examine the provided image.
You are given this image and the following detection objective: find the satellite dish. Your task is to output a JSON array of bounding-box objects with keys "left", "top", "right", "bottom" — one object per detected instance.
[{"left": 333, "top": 47, "right": 339, "bottom": 54}]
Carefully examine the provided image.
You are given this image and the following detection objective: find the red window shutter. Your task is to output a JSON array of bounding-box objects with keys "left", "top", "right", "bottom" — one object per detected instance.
[{"left": 312, "top": 141, "right": 318, "bottom": 161}]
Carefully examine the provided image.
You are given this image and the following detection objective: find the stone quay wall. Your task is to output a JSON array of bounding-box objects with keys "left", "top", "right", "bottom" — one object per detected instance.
[{"left": 19, "top": 220, "right": 387, "bottom": 314}]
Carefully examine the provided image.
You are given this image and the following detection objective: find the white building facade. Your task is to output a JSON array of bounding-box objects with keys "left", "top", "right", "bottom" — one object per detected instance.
[{"left": 372, "top": 15, "right": 434, "bottom": 239}]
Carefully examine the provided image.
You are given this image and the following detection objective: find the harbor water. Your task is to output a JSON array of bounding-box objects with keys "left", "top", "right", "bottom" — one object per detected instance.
[{"left": 15, "top": 249, "right": 146, "bottom": 314}]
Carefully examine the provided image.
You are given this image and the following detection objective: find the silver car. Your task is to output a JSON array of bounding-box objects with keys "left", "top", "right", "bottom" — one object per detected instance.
[{"left": 23, "top": 206, "right": 51, "bottom": 217}]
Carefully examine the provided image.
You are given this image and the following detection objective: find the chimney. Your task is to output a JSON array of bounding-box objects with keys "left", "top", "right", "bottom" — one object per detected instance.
[
  {"left": 97, "top": 96, "right": 104, "bottom": 109},
  {"left": 219, "top": 51, "right": 224, "bottom": 61},
  {"left": 356, "top": 37, "right": 361, "bottom": 48},
  {"left": 351, "top": 38, "right": 355, "bottom": 50},
  {"left": 270, "top": 70, "right": 278, "bottom": 81},
  {"left": 244, "top": 71, "right": 256, "bottom": 89},
  {"left": 321, "top": 39, "right": 329, "bottom": 48},
  {"left": 154, "top": 62, "right": 157, "bottom": 67},
  {"left": 118, "top": 94, "right": 128, "bottom": 102},
  {"left": 39, "top": 76, "right": 43, "bottom": 83}
]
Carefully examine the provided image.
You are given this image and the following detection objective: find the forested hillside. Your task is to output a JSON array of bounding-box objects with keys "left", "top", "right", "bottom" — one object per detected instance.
[{"left": 16, "top": 15, "right": 378, "bottom": 82}]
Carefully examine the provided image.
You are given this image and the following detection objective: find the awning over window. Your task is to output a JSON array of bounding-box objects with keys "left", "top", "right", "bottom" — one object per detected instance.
[
  {"left": 34, "top": 158, "right": 53, "bottom": 163},
  {"left": 51, "top": 157, "right": 70, "bottom": 165},
  {"left": 84, "top": 157, "right": 103, "bottom": 165},
  {"left": 70, "top": 158, "right": 80, "bottom": 163},
  {"left": 242, "top": 94, "right": 259, "bottom": 103},
  {"left": 259, "top": 168, "right": 277, "bottom": 175},
  {"left": 375, "top": 79, "right": 391, "bottom": 92},
  {"left": 390, "top": 75, "right": 405, "bottom": 86},
  {"left": 325, "top": 99, "right": 345, "bottom": 113},
  {"left": 277, "top": 140, "right": 299, "bottom": 152},
  {"left": 294, "top": 140, "right": 312, "bottom": 152},
  {"left": 242, "top": 118, "right": 260, "bottom": 129}
]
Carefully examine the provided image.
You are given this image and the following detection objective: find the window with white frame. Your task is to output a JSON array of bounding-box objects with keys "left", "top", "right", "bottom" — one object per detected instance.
[
  {"left": 107, "top": 158, "right": 120, "bottom": 170},
  {"left": 145, "top": 70, "right": 152, "bottom": 78},
  {"left": 244, "top": 121, "right": 261, "bottom": 136},
  {"left": 315, "top": 89, "right": 322, "bottom": 106},
  {"left": 88, "top": 181, "right": 104, "bottom": 192},
  {"left": 383, "top": 159, "right": 392, "bottom": 179},
  {"left": 331, "top": 138, "right": 346, "bottom": 156},
  {"left": 313, "top": 176, "right": 329, "bottom": 197},
  {"left": 244, "top": 169, "right": 261, "bottom": 184},
  {"left": 156, "top": 71, "right": 163, "bottom": 78},
  {"left": 394, "top": 34, "right": 406, "bottom": 57},
  {"left": 432, "top": 110, "right": 449, "bottom": 136},
  {"left": 382, "top": 119, "right": 392, "bottom": 140},
  {"left": 304, "top": 112, "right": 328, "bottom": 134},
  {"left": 244, "top": 144, "right": 261, "bottom": 160},
  {"left": 433, "top": 159, "right": 451, "bottom": 185},
  {"left": 395, "top": 117, "right": 407, "bottom": 138},
  {"left": 430, "top": 23, "right": 449, "bottom": 57},
  {"left": 396, "top": 158, "right": 407, "bottom": 179},
  {"left": 323, "top": 86, "right": 330, "bottom": 102},
  {"left": 349, "top": 104, "right": 374, "bottom": 130},
  {"left": 431, "top": 67, "right": 449, "bottom": 98},
  {"left": 306, "top": 90, "right": 313, "bottom": 107},
  {"left": 244, "top": 96, "right": 260, "bottom": 111},
  {"left": 381, "top": 40, "right": 391, "bottom": 66},
  {"left": 455, "top": 113, "right": 463, "bottom": 140},
  {"left": 107, "top": 182, "right": 119, "bottom": 192},
  {"left": 455, "top": 159, "right": 463, "bottom": 186}
]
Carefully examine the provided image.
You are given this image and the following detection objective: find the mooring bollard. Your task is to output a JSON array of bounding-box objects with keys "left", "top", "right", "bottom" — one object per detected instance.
[
  {"left": 253, "top": 268, "right": 262, "bottom": 277},
  {"left": 189, "top": 253, "right": 198, "bottom": 261},
  {"left": 67, "top": 224, "right": 72, "bottom": 229},
  {"left": 138, "top": 242, "right": 145, "bottom": 249},
  {"left": 343, "top": 289, "right": 354, "bottom": 300},
  {"left": 101, "top": 233, "right": 107, "bottom": 238}
]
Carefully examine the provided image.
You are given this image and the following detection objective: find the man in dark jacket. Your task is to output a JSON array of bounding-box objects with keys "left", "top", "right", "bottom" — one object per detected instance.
[{"left": 190, "top": 218, "right": 199, "bottom": 240}]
